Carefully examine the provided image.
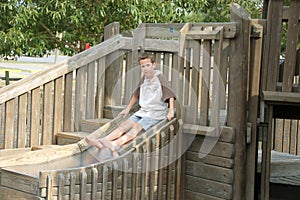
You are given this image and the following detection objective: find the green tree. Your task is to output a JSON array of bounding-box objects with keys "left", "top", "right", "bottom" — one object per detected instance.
[{"left": 0, "top": 0, "right": 262, "bottom": 57}]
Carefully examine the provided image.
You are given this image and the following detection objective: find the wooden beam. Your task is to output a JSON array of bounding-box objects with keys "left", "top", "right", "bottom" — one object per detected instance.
[
  {"left": 228, "top": 3, "right": 251, "bottom": 200},
  {"left": 263, "top": 90, "right": 300, "bottom": 105}
]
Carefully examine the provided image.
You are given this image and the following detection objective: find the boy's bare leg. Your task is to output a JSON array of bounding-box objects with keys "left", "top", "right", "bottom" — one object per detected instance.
[
  {"left": 100, "top": 122, "right": 143, "bottom": 151},
  {"left": 105, "top": 119, "right": 135, "bottom": 141},
  {"left": 85, "top": 137, "right": 104, "bottom": 149},
  {"left": 111, "top": 123, "right": 143, "bottom": 148}
]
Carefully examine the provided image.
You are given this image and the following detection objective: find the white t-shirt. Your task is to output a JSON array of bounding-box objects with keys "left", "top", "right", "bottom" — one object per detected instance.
[{"left": 132, "top": 70, "right": 176, "bottom": 120}]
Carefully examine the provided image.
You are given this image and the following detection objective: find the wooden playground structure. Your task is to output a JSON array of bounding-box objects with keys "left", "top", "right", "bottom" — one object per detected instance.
[{"left": 0, "top": 1, "right": 300, "bottom": 200}]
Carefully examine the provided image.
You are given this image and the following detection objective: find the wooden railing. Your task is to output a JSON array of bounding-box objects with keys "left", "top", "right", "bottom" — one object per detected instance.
[
  {"left": 40, "top": 118, "right": 180, "bottom": 199},
  {"left": 262, "top": 0, "right": 300, "bottom": 93}
]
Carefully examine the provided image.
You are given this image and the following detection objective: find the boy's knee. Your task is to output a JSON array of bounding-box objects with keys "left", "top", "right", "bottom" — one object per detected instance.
[{"left": 127, "top": 122, "right": 142, "bottom": 137}]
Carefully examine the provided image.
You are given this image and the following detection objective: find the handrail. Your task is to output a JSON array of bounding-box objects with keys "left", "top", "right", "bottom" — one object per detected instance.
[{"left": 0, "top": 34, "right": 124, "bottom": 104}]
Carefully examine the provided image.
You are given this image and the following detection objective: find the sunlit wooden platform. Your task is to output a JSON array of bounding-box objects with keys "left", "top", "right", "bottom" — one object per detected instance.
[{"left": 258, "top": 150, "right": 300, "bottom": 186}]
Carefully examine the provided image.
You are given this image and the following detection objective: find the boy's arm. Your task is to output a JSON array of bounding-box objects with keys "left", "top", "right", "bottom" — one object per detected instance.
[
  {"left": 167, "top": 97, "right": 175, "bottom": 120},
  {"left": 119, "top": 95, "right": 138, "bottom": 117}
]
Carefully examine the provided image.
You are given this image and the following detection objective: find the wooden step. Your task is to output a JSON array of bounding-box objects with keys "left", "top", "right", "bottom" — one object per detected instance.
[
  {"left": 56, "top": 131, "right": 90, "bottom": 145},
  {"left": 80, "top": 118, "right": 113, "bottom": 132}
]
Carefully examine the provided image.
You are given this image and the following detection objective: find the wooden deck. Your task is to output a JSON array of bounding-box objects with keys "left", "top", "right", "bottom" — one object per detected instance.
[{"left": 258, "top": 150, "right": 300, "bottom": 186}]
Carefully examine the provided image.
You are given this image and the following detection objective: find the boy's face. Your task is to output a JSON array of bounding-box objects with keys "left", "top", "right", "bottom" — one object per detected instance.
[{"left": 139, "top": 58, "right": 156, "bottom": 79}]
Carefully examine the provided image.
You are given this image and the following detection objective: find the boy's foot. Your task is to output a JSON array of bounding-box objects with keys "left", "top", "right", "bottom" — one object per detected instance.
[
  {"left": 85, "top": 137, "right": 103, "bottom": 149},
  {"left": 99, "top": 137, "right": 116, "bottom": 152}
]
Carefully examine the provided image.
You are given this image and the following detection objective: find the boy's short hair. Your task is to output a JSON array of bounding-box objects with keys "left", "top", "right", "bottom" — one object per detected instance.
[{"left": 138, "top": 52, "right": 155, "bottom": 63}]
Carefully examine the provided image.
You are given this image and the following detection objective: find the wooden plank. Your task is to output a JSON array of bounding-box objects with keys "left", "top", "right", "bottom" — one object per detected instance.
[
  {"left": 4, "top": 99, "right": 15, "bottom": 149},
  {"left": 91, "top": 167, "right": 98, "bottom": 199},
  {"left": 143, "top": 23, "right": 183, "bottom": 38},
  {"left": 53, "top": 77, "right": 63, "bottom": 142},
  {"left": 183, "top": 45, "right": 191, "bottom": 118},
  {"left": 183, "top": 124, "right": 235, "bottom": 143},
  {"left": 264, "top": 1, "right": 284, "bottom": 91},
  {"left": 105, "top": 50, "right": 122, "bottom": 106},
  {"left": 0, "top": 169, "right": 39, "bottom": 195},
  {"left": 290, "top": 120, "right": 298, "bottom": 155},
  {"left": 118, "top": 37, "right": 178, "bottom": 52},
  {"left": 46, "top": 174, "right": 53, "bottom": 199},
  {"left": 80, "top": 170, "right": 87, "bottom": 199},
  {"left": 175, "top": 120, "right": 185, "bottom": 200},
  {"left": 263, "top": 91, "right": 300, "bottom": 104},
  {"left": 140, "top": 146, "right": 147, "bottom": 199},
  {"left": 63, "top": 72, "right": 73, "bottom": 132},
  {"left": 167, "top": 126, "right": 175, "bottom": 200},
  {"left": 185, "top": 160, "right": 233, "bottom": 184},
  {"left": 95, "top": 57, "right": 106, "bottom": 118},
  {"left": 186, "top": 151, "right": 234, "bottom": 169},
  {"left": 186, "top": 26, "right": 224, "bottom": 40},
  {"left": 282, "top": 0, "right": 300, "bottom": 92},
  {"left": 185, "top": 175, "right": 232, "bottom": 199},
  {"left": 150, "top": 133, "right": 161, "bottom": 199},
  {"left": 131, "top": 154, "right": 138, "bottom": 200},
  {"left": 0, "top": 147, "right": 31, "bottom": 157},
  {"left": 163, "top": 53, "right": 170, "bottom": 79},
  {"left": 58, "top": 173, "right": 64, "bottom": 199},
  {"left": 30, "top": 87, "right": 41, "bottom": 147},
  {"left": 190, "top": 40, "right": 200, "bottom": 124},
  {"left": 158, "top": 131, "right": 166, "bottom": 200},
  {"left": 228, "top": 4, "right": 251, "bottom": 200},
  {"left": 176, "top": 23, "right": 191, "bottom": 123},
  {"left": 260, "top": 105, "right": 273, "bottom": 200},
  {"left": 185, "top": 190, "right": 223, "bottom": 200},
  {"left": 283, "top": 119, "right": 291, "bottom": 153},
  {"left": 274, "top": 119, "right": 284, "bottom": 152},
  {"left": 74, "top": 66, "right": 87, "bottom": 132},
  {"left": 219, "top": 39, "right": 230, "bottom": 110},
  {"left": 199, "top": 40, "right": 211, "bottom": 126},
  {"left": 104, "top": 22, "right": 119, "bottom": 40},
  {"left": 17, "top": 93, "right": 27, "bottom": 148},
  {"left": 245, "top": 21, "right": 264, "bottom": 199},
  {"left": 69, "top": 172, "right": 76, "bottom": 199},
  {"left": 123, "top": 51, "right": 133, "bottom": 104},
  {"left": 42, "top": 82, "right": 54, "bottom": 145},
  {"left": 86, "top": 61, "right": 96, "bottom": 119},
  {"left": 283, "top": 6, "right": 300, "bottom": 21},
  {"left": 0, "top": 185, "right": 41, "bottom": 200},
  {"left": 131, "top": 24, "right": 145, "bottom": 94},
  {"left": 298, "top": 120, "right": 300, "bottom": 155},
  {"left": 122, "top": 159, "right": 129, "bottom": 200},
  {"left": 0, "top": 143, "right": 80, "bottom": 168},
  {"left": 143, "top": 22, "right": 237, "bottom": 39},
  {"left": 112, "top": 162, "right": 118, "bottom": 200},
  {"left": 188, "top": 136, "right": 234, "bottom": 158}
]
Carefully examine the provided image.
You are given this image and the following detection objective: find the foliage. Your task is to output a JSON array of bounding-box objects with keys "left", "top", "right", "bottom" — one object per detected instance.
[{"left": 0, "top": 0, "right": 262, "bottom": 57}]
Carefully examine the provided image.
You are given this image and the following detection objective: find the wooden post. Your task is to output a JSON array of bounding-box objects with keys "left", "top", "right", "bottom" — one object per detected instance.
[
  {"left": 104, "top": 22, "right": 121, "bottom": 107},
  {"left": 245, "top": 20, "right": 264, "bottom": 200},
  {"left": 228, "top": 3, "right": 251, "bottom": 199},
  {"left": 260, "top": 1, "right": 284, "bottom": 200},
  {"left": 5, "top": 71, "right": 9, "bottom": 85}
]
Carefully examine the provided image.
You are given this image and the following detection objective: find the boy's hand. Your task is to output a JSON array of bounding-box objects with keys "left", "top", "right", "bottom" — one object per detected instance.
[
  {"left": 119, "top": 108, "right": 130, "bottom": 118},
  {"left": 167, "top": 110, "right": 174, "bottom": 121}
]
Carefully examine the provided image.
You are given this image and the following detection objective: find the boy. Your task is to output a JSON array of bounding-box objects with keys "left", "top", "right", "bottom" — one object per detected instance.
[{"left": 85, "top": 52, "right": 176, "bottom": 153}]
